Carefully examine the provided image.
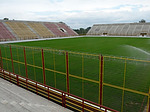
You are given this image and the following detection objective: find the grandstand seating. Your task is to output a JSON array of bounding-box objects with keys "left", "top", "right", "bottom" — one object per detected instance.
[
  {"left": 114, "top": 24, "right": 124, "bottom": 35},
  {"left": 126, "top": 25, "right": 136, "bottom": 36},
  {"left": 148, "top": 25, "right": 150, "bottom": 36},
  {"left": 0, "top": 22, "right": 15, "bottom": 41},
  {"left": 44, "top": 23, "right": 67, "bottom": 37},
  {"left": 90, "top": 25, "right": 99, "bottom": 35},
  {"left": 141, "top": 24, "right": 149, "bottom": 33},
  {"left": 87, "top": 23, "right": 150, "bottom": 36},
  {"left": 108, "top": 25, "right": 118, "bottom": 35},
  {"left": 99, "top": 25, "right": 106, "bottom": 35},
  {"left": 120, "top": 24, "right": 130, "bottom": 36},
  {"left": 44, "top": 23, "right": 78, "bottom": 37},
  {"left": 134, "top": 24, "right": 143, "bottom": 36},
  {"left": 28, "top": 22, "right": 54, "bottom": 38},
  {"left": 6, "top": 22, "right": 38, "bottom": 40},
  {"left": 56, "top": 23, "right": 78, "bottom": 36},
  {"left": 105, "top": 25, "right": 112, "bottom": 33},
  {"left": 0, "top": 20, "right": 78, "bottom": 42}
]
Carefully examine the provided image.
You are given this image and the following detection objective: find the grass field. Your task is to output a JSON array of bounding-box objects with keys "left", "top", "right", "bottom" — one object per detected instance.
[
  {"left": 1, "top": 37, "right": 150, "bottom": 111},
  {"left": 12, "top": 37, "right": 150, "bottom": 59}
]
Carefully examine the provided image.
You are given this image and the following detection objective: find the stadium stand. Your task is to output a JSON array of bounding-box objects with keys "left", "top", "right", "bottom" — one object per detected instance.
[
  {"left": 87, "top": 23, "right": 150, "bottom": 36},
  {"left": 0, "top": 20, "right": 78, "bottom": 42},
  {"left": 44, "top": 23, "right": 67, "bottom": 37},
  {"left": 0, "top": 22, "right": 15, "bottom": 41},
  {"left": 115, "top": 24, "right": 124, "bottom": 36},
  {"left": 56, "top": 23, "right": 78, "bottom": 36},
  {"left": 134, "top": 24, "right": 142, "bottom": 36},
  {"left": 126, "top": 24, "right": 136, "bottom": 36},
  {"left": 6, "top": 22, "right": 38, "bottom": 40},
  {"left": 108, "top": 25, "right": 118, "bottom": 36},
  {"left": 105, "top": 25, "right": 112, "bottom": 34},
  {"left": 142, "top": 24, "right": 149, "bottom": 33},
  {"left": 120, "top": 24, "right": 130, "bottom": 36},
  {"left": 148, "top": 25, "right": 150, "bottom": 36},
  {"left": 98, "top": 25, "right": 107, "bottom": 35},
  {"left": 28, "top": 22, "right": 54, "bottom": 38}
]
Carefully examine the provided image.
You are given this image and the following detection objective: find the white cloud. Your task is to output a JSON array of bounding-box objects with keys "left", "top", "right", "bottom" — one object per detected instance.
[{"left": 0, "top": 0, "right": 150, "bottom": 28}]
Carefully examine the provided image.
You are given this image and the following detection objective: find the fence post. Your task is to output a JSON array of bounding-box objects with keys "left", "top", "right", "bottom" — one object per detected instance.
[
  {"left": 148, "top": 98, "right": 150, "bottom": 112},
  {"left": 0, "top": 47, "right": 4, "bottom": 78},
  {"left": 24, "top": 47, "right": 28, "bottom": 88},
  {"left": 149, "top": 101, "right": 150, "bottom": 112},
  {"left": 82, "top": 55, "right": 84, "bottom": 98},
  {"left": 10, "top": 45, "right": 14, "bottom": 74},
  {"left": 62, "top": 92, "right": 66, "bottom": 107},
  {"left": 82, "top": 100, "right": 84, "bottom": 112},
  {"left": 148, "top": 87, "right": 150, "bottom": 112},
  {"left": 16, "top": 75, "right": 19, "bottom": 86},
  {"left": 62, "top": 93, "right": 63, "bottom": 106},
  {"left": 47, "top": 86, "right": 50, "bottom": 100},
  {"left": 100, "top": 55, "right": 103, "bottom": 105},
  {"left": 53, "top": 50, "right": 56, "bottom": 88},
  {"left": 41, "top": 49, "right": 46, "bottom": 85},
  {"left": 121, "top": 59, "right": 127, "bottom": 112},
  {"left": 36, "top": 82, "right": 38, "bottom": 94},
  {"left": 0, "top": 47, "right": 3, "bottom": 71},
  {"left": 66, "top": 52, "right": 69, "bottom": 93}
]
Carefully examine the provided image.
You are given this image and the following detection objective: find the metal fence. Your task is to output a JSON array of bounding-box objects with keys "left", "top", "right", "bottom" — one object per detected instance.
[{"left": 0, "top": 44, "right": 149, "bottom": 112}]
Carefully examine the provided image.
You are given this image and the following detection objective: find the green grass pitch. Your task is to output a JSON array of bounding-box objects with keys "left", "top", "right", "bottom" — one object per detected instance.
[
  {"left": 12, "top": 37, "right": 150, "bottom": 59},
  {"left": 1, "top": 37, "right": 150, "bottom": 111}
]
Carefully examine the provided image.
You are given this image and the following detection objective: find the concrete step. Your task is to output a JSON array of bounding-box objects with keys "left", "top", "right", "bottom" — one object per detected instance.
[
  {"left": 2, "top": 22, "right": 18, "bottom": 40},
  {"left": 24, "top": 22, "right": 41, "bottom": 39}
]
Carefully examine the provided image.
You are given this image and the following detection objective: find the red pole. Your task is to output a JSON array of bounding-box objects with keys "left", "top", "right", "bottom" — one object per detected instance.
[
  {"left": 149, "top": 97, "right": 150, "bottom": 112},
  {"left": 36, "top": 82, "right": 38, "bottom": 94},
  {"left": 47, "top": 87, "right": 50, "bottom": 100},
  {"left": 66, "top": 52, "right": 69, "bottom": 93},
  {"left": 24, "top": 47, "right": 28, "bottom": 88},
  {"left": 64, "top": 94, "right": 66, "bottom": 108},
  {"left": 61, "top": 93, "right": 66, "bottom": 107},
  {"left": 16, "top": 75, "right": 19, "bottom": 85},
  {"left": 100, "top": 55, "right": 103, "bottom": 105},
  {"left": 10, "top": 45, "right": 14, "bottom": 74},
  {"left": 41, "top": 49, "right": 46, "bottom": 84},
  {"left": 0, "top": 48, "right": 3, "bottom": 71},
  {"left": 9, "top": 72, "right": 11, "bottom": 81},
  {"left": 62, "top": 93, "right": 64, "bottom": 106},
  {"left": 0, "top": 47, "right": 4, "bottom": 78}
]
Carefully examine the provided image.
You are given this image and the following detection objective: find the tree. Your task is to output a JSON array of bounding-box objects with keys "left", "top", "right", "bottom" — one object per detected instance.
[
  {"left": 139, "top": 19, "right": 146, "bottom": 23},
  {"left": 59, "top": 21, "right": 64, "bottom": 24},
  {"left": 73, "top": 27, "right": 91, "bottom": 35},
  {"left": 3, "top": 18, "right": 9, "bottom": 20},
  {"left": 85, "top": 27, "right": 91, "bottom": 32}
]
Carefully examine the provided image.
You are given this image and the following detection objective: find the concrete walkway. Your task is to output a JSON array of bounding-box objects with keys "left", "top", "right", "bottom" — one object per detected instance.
[
  {"left": 0, "top": 36, "right": 82, "bottom": 44},
  {"left": 0, "top": 78, "right": 72, "bottom": 112}
]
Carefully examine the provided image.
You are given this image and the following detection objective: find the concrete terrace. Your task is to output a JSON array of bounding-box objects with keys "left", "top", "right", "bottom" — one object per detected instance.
[{"left": 0, "top": 78, "right": 72, "bottom": 112}]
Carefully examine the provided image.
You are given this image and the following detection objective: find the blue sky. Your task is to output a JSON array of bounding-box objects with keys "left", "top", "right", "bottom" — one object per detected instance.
[{"left": 0, "top": 0, "right": 150, "bottom": 28}]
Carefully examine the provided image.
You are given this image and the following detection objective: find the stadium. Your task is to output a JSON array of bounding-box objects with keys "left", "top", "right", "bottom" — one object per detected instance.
[
  {"left": 0, "top": 19, "right": 149, "bottom": 112},
  {"left": 87, "top": 23, "right": 150, "bottom": 37}
]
